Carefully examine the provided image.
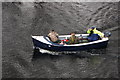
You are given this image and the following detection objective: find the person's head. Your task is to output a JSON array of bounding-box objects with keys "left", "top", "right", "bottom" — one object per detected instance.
[
  {"left": 70, "top": 32, "right": 75, "bottom": 36},
  {"left": 50, "top": 30, "right": 55, "bottom": 33},
  {"left": 91, "top": 26, "right": 96, "bottom": 30},
  {"left": 51, "top": 30, "right": 54, "bottom": 32}
]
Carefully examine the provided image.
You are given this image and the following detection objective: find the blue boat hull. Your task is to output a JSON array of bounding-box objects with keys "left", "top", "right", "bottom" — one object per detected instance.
[{"left": 32, "top": 38, "right": 109, "bottom": 51}]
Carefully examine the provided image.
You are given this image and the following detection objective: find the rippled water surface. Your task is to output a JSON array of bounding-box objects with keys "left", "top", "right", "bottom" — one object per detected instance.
[{"left": 2, "top": 2, "right": 119, "bottom": 78}]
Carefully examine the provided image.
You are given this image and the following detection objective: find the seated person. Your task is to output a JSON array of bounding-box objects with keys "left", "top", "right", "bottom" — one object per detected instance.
[
  {"left": 87, "top": 26, "right": 104, "bottom": 38},
  {"left": 87, "top": 26, "right": 104, "bottom": 41},
  {"left": 69, "top": 32, "right": 79, "bottom": 44},
  {"left": 87, "top": 34, "right": 101, "bottom": 42},
  {"left": 48, "top": 30, "right": 60, "bottom": 43}
]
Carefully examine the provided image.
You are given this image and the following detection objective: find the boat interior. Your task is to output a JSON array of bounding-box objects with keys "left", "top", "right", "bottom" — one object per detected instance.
[{"left": 46, "top": 34, "right": 90, "bottom": 45}]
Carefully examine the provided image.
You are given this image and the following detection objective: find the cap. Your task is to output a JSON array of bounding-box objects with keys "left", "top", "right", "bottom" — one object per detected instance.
[{"left": 91, "top": 26, "right": 96, "bottom": 29}]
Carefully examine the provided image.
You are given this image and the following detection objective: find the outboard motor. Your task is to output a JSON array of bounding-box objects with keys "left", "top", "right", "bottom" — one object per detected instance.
[{"left": 104, "top": 32, "right": 111, "bottom": 37}]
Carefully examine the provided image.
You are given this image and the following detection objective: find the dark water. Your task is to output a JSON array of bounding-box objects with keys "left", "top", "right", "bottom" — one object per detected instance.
[
  {"left": 2, "top": 29, "right": 119, "bottom": 78},
  {"left": 2, "top": 2, "right": 119, "bottom": 78}
]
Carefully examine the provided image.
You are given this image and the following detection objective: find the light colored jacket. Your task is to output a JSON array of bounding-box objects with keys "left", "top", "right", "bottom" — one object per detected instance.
[
  {"left": 48, "top": 32, "right": 59, "bottom": 42},
  {"left": 87, "top": 28, "right": 104, "bottom": 38}
]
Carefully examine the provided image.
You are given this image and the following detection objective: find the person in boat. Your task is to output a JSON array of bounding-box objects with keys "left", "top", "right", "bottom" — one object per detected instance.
[
  {"left": 68, "top": 32, "right": 79, "bottom": 44},
  {"left": 87, "top": 26, "right": 104, "bottom": 41},
  {"left": 48, "top": 30, "right": 60, "bottom": 43}
]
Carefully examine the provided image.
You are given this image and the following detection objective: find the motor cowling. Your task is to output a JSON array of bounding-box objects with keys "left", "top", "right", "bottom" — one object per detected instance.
[{"left": 104, "top": 32, "right": 111, "bottom": 37}]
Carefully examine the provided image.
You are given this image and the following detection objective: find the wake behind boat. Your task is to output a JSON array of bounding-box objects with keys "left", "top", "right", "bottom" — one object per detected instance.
[{"left": 31, "top": 34, "right": 109, "bottom": 52}]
